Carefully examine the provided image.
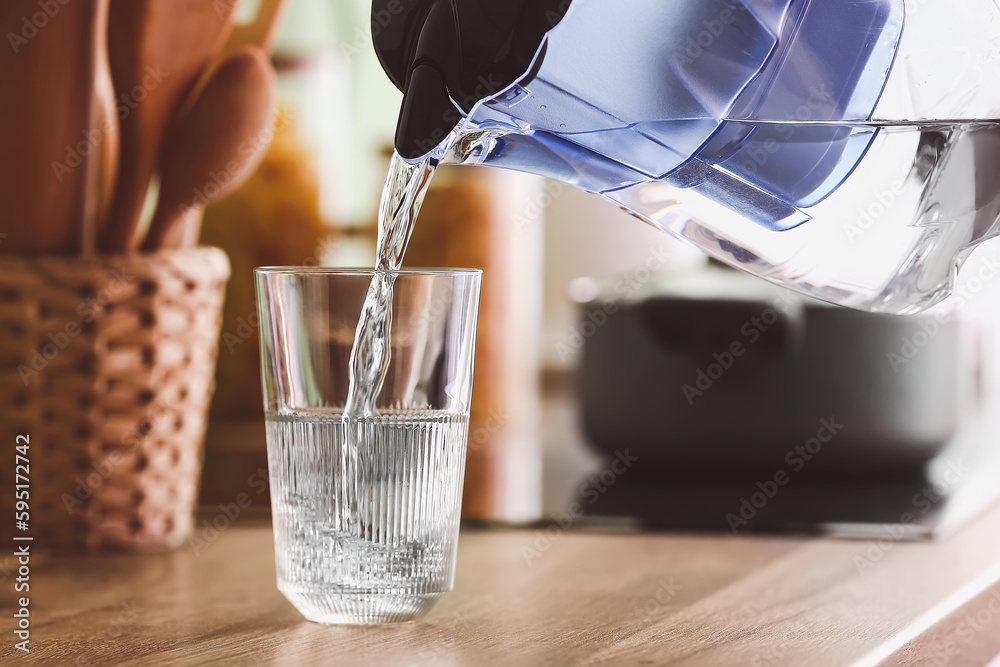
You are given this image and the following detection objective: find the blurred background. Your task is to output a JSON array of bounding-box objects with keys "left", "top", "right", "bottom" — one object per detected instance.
[{"left": 200, "top": 0, "right": 1000, "bottom": 539}]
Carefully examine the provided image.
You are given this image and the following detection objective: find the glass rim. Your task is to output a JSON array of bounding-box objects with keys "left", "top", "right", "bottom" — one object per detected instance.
[{"left": 255, "top": 267, "right": 483, "bottom": 277}]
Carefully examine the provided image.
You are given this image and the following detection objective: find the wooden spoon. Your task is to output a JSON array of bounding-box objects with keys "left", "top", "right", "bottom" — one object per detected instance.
[
  {"left": 101, "top": 0, "right": 238, "bottom": 253},
  {"left": 141, "top": 47, "right": 277, "bottom": 251},
  {"left": 181, "top": 0, "right": 288, "bottom": 115},
  {"left": 0, "top": 0, "right": 109, "bottom": 256}
]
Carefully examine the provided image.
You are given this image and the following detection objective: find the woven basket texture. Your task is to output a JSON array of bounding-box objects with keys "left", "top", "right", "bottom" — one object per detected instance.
[{"left": 0, "top": 247, "right": 230, "bottom": 551}]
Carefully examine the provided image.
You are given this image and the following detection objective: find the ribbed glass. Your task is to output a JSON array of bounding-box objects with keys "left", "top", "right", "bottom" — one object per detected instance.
[
  {"left": 255, "top": 269, "right": 481, "bottom": 625},
  {"left": 267, "top": 411, "right": 468, "bottom": 623}
]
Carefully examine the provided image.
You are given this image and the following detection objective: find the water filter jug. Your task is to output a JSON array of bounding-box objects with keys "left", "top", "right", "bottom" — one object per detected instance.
[{"left": 374, "top": 0, "right": 1000, "bottom": 313}]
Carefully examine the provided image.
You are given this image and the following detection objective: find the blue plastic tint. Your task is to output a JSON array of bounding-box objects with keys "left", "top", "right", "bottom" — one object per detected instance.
[{"left": 464, "top": 0, "right": 905, "bottom": 231}]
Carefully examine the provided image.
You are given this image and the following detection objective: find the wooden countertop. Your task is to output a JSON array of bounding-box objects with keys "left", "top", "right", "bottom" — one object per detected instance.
[{"left": 5, "top": 504, "right": 1000, "bottom": 666}]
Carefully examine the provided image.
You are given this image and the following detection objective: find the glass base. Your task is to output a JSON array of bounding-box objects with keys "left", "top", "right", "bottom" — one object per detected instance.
[{"left": 281, "top": 588, "right": 448, "bottom": 625}]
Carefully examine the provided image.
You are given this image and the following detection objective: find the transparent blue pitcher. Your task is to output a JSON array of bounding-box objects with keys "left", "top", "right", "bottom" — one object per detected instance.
[{"left": 374, "top": 0, "right": 1000, "bottom": 313}]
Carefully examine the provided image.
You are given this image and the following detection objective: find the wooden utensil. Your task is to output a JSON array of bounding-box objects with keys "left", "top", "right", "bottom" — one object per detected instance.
[
  {"left": 141, "top": 47, "right": 277, "bottom": 251},
  {"left": 101, "top": 0, "right": 238, "bottom": 253},
  {"left": 0, "top": 0, "right": 110, "bottom": 256},
  {"left": 181, "top": 0, "right": 287, "bottom": 115},
  {"left": 227, "top": 0, "right": 287, "bottom": 54},
  {"left": 86, "top": 2, "right": 118, "bottom": 257}
]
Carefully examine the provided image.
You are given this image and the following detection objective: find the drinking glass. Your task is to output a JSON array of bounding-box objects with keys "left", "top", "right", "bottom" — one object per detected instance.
[{"left": 255, "top": 268, "right": 482, "bottom": 624}]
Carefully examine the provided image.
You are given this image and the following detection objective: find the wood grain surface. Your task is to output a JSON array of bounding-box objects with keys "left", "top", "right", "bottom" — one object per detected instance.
[{"left": 3, "top": 508, "right": 1000, "bottom": 666}]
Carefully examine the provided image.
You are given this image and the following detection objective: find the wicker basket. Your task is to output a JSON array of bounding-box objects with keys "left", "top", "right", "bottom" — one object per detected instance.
[{"left": 0, "top": 248, "right": 230, "bottom": 551}]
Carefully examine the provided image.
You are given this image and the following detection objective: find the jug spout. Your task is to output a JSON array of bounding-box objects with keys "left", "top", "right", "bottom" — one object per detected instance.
[
  {"left": 395, "top": 63, "right": 453, "bottom": 161},
  {"left": 380, "top": 0, "right": 457, "bottom": 160},
  {"left": 372, "top": 0, "right": 571, "bottom": 160}
]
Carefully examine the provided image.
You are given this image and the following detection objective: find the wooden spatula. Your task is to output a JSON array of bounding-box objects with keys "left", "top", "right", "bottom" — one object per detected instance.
[
  {"left": 0, "top": 0, "right": 110, "bottom": 256},
  {"left": 141, "top": 48, "right": 278, "bottom": 251},
  {"left": 100, "top": 0, "right": 238, "bottom": 253}
]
